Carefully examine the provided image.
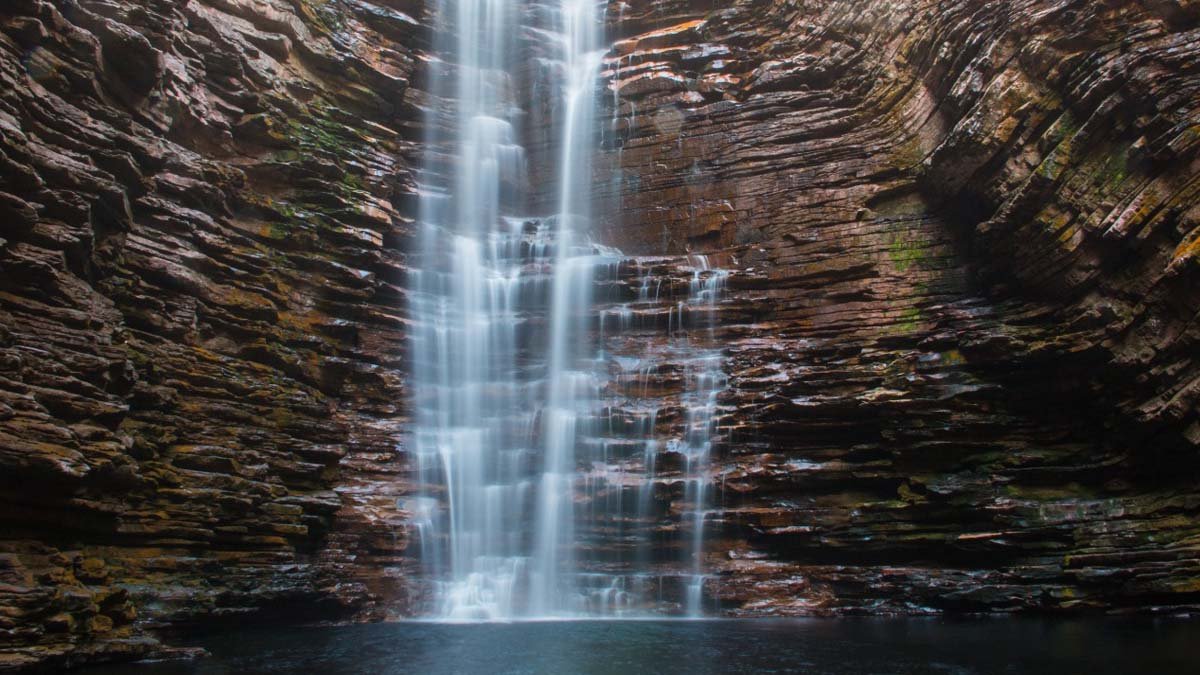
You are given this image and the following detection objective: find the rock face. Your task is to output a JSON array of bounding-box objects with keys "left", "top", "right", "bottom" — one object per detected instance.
[
  {"left": 0, "top": 0, "right": 420, "bottom": 669},
  {"left": 597, "top": 0, "right": 1200, "bottom": 615},
  {"left": 0, "top": 0, "right": 1196, "bottom": 669}
]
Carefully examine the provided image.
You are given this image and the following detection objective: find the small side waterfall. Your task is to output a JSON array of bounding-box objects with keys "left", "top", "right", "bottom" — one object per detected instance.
[
  {"left": 408, "top": 0, "right": 728, "bottom": 620},
  {"left": 676, "top": 256, "right": 728, "bottom": 617}
]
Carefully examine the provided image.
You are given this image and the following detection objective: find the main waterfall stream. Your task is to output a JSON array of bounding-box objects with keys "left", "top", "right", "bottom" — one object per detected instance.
[{"left": 408, "top": 0, "right": 726, "bottom": 619}]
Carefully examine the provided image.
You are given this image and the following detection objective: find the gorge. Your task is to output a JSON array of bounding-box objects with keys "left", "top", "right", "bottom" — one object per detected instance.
[{"left": 1, "top": 0, "right": 1199, "bottom": 670}]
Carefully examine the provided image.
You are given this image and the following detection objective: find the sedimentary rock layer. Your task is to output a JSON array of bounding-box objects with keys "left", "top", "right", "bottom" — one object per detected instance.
[
  {"left": 0, "top": 0, "right": 1197, "bottom": 670},
  {"left": 598, "top": 0, "right": 1200, "bottom": 614},
  {"left": 0, "top": 0, "right": 421, "bottom": 668}
]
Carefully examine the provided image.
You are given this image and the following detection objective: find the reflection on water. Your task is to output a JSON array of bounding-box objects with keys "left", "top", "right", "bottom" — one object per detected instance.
[{"left": 85, "top": 617, "right": 1200, "bottom": 674}]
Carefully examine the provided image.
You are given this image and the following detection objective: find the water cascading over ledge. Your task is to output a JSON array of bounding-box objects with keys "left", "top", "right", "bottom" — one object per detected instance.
[
  {"left": 2, "top": 0, "right": 1200, "bottom": 668},
  {"left": 407, "top": 0, "right": 729, "bottom": 619}
]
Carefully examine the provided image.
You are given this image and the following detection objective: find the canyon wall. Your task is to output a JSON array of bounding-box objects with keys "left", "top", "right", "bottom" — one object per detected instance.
[
  {"left": 0, "top": 0, "right": 421, "bottom": 668},
  {"left": 0, "top": 0, "right": 1197, "bottom": 670},
  {"left": 599, "top": 0, "right": 1200, "bottom": 615}
]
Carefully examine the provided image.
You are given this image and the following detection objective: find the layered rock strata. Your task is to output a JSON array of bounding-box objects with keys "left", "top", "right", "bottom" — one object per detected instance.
[
  {"left": 0, "top": 0, "right": 420, "bottom": 669},
  {"left": 0, "top": 0, "right": 1197, "bottom": 670},
  {"left": 598, "top": 0, "right": 1200, "bottom": 614}
]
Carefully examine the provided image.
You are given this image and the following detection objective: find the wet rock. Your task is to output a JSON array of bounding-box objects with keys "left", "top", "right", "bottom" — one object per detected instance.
[
  {"left": 1, "top": 0, "right": 416, "bottom": 668},
  {"left": 597, "top": 0, "right": 1200, "bottom": 617}
]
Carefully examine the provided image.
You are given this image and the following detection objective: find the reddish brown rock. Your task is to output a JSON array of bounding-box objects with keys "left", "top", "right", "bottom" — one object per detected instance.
[
  {"left": 595, "top": 0, "right": 1200, "bottom": 617},
  {"left": 0, "top": 0, "right": 417, "bottom": 669},
  {"left": 0, "top": 0, "right": 1198, "bottom": 670}
]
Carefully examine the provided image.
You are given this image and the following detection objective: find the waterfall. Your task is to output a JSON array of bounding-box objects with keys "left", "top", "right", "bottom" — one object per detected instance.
[
  {"left": 678, "top": 255, "right": 728, "bottom": 617},
  {"left": 409, "top": 0, "right": 727, "bottom": 620},
  {"left": 530, "top": 0, "right": 605, "bottom": 614},
  {"left": 410, "top": 0, "right": 529, "bottom": 620}
]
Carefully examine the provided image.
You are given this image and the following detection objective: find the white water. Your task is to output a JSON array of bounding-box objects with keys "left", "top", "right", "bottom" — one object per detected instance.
[
  {"left": 409, "top": 0, "right": 727, "bottom": 620},
  {"left": 677, "top": 256, "right": 728, "bottom": 617}
]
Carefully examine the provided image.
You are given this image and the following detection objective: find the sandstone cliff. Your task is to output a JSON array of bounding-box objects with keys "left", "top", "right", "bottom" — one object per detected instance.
[
  {"left": 597, "top": 0, "right": 1200, "bottom": 615},
  {"left": 0, "top": 0, "right": 419, "bottom": 668},
  {"left": 0, "top": 0, "right": 1198, "bottom": 670}
]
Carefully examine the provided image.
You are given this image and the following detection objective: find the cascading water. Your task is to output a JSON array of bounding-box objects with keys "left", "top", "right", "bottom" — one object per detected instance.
[
  {"left": 676, "top": 256, "right": 728, "bottom": 617},
  {"left": 409, "top": 0, "right": 526, "bottom": 619},
  {"left": 531, "top": 0, "right": 607, "bottom": 616},
  {"left": 409, "top": 0, "right": 727, "bottom": 620}
]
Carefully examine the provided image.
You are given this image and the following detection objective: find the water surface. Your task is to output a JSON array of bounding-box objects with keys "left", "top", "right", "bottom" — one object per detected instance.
[{"left": 88, "top": 617, "right": 1200, "bottom": 674}]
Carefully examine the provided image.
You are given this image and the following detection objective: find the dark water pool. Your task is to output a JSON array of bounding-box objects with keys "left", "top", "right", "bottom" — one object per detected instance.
[{"left": 87, "top": 617, "right": 1200, "bottom": 674}]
